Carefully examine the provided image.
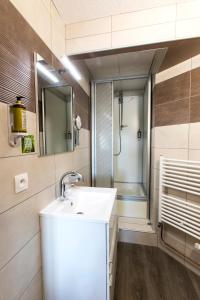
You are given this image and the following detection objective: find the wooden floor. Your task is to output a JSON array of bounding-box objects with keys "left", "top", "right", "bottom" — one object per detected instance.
[{"left": 114, "top": 243, "right": 200, "bottom": 300}]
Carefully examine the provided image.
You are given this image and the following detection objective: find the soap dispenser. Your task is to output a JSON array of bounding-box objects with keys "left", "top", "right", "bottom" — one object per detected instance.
[{"left": 11, "top": 96, "right": 27, "bottom": 133}]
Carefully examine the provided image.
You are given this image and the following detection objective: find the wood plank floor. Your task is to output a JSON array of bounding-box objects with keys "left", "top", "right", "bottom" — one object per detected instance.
[{"left": 114, "top": 243, "right": 200, "bottom": 300}]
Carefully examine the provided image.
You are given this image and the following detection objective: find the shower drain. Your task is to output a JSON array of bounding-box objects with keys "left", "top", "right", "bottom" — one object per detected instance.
[{"left": 76, "top": 211, "right": 84, "bottom": 215}]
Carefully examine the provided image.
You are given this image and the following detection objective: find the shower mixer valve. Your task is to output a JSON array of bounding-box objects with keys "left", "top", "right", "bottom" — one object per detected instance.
[{"left": 137, "top": 129, "right": 142, "bottom": 140}]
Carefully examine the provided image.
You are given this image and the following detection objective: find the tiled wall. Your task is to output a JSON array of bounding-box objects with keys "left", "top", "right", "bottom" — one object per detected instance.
[
  {"left": 0, "top": 2, "right": 91, "bottom": 300},
  {"left": 151, "top": 53, "right": 200, "bottom": 274},
  {"left": 10, "top": 0, "right": 90, "bottom": 95},
  {"left": 65, "top": 0, "right": 200, "bottom": 55},
  {"left": 10, "top": 0, "right": 65, "bottom": 60},
  {"left": 0, "top": 113, "right": 91, "bottom": 299}
]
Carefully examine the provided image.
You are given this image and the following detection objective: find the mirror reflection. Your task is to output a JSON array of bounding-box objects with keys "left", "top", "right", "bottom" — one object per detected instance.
[{"left": 36, "top": 54, "right": 74, "bottom": 156}]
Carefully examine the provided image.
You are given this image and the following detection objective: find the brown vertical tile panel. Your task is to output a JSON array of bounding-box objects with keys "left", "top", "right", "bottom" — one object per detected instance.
[
  {"left": 154, "top": 72, "right": 190, "bottom": 105},
  {"left": 190, "top": 94, "right": 200, "bottom": 123},
  {"left": 191, "top": 67, "right": 200, "bottom": 96},
  {"left": 154, "top": 98, "right": 189, "bottom": 127},
  {"left": 0, "top": 0, "right": 90, "bottom": 129}
]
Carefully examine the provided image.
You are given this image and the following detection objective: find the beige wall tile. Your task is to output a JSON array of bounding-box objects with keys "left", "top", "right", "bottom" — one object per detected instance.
[
  {"left": 66, "top": 24, "right": 70, "bottom": 39},
  {"left": 152, "top": 168, "right": 160, "bottom": 190},
  {"left": 0, "top": 234, "right": 41, "bottom": 300},
  {"left": 73, "top": 147, "right": 90, "bottom": 171},
  {"left": 32, "top": 0, "right": 52, "bottom": 49},
  {"left": 51, "top": 28, "right": 65, "bottom": 59},
  {"left": 189, "top": 122, "right": 200, "bottom": 149},
  {"left": 112, "top": 5, "right": 176, "bottom": 32},
  {"left": 54, "top": 151, "right": 75, "bottom": 181},
  {"left": 66, "top": 17, "right": 111, "bottom": 39},
  {"left": 10, "top": 0, "right": 65, "bottom": 53},
  {"left": 162, "top": 224, "right": 186, "bottom": 255},
  {"left": 77, "top": 164, "right": 91, "bottom": 186},
  {"left": 51, "top": 1, "right": 65, "bottom": 33},
  {"left": 20, "top": 270, "right": 43, "bottom": 300},
  {"left": 185, "top": 235, "right": 200, "bottom": 267},
  {"left": 10, "top": 0, "right": 37, "bottom": 28},
  {"left": 51, "top": 2, "right": 65, "bottom": 58},
  {"left": 41, "top": 0, "right": 51, "bottom": 12},
  {"left": 155, "top": 59, "right": 191, "bottom": 84},
  {"left": 0, "top": 185, "right": 55, "bottom": 269},
  {"left": 0, "top": 103, "right": 37, "bottom": 158},
  {"left": 177, "top": 0, "right": 200, "bottom": 20},
  {"left": 152, "top": 147, "right": 188, "bottom": 169},
  {"left": 54, "top": 146, "right": 90, "bottom": 182},
  {"left": 66, "top": 33, "right": 111, "bottom": 55},
  {"left": 189, "top": 149, "right": 200, "bottom": 161},
  {"left": 112, "top": 22, "right": 175, "bottom": 49},
  {"left": 192, "top": 53, "right": 200, "bottom": 70},
  {"left": 0, "top": 154, "right": 55, "bottom": 213},
  {"left": 153, "top": 124, "right": 189, "bottom": 149},
  {"left": 117, "top": 0, "right": 186, "bottom": 13},
  {"left": 176, "top": 17, "right": 200, "bottom": 39}
]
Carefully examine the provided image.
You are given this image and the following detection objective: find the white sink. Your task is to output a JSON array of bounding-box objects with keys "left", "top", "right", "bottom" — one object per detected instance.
[
  {"left": 40, "top": 186, "right": 117, "bottom": 223},
  {"left": 40, "top": 186, "right": 117, "bottom": 300}
]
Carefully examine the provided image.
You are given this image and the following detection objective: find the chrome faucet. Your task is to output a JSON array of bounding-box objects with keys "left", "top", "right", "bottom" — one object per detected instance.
[{"left": 60, "top": 171, "right": 83, "bottom": 200}]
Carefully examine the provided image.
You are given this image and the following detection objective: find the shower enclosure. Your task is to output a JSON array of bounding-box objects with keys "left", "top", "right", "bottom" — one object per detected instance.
[{"left": 92, "top": 76, "right": 151, "bottom": 219}]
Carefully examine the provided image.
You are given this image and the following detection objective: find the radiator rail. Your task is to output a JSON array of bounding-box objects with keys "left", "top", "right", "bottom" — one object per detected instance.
[{"left": 159, "top": 157, "right": 200, "bottom": 241}]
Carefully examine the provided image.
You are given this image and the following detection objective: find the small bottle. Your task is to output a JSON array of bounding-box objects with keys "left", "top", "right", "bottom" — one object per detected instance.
[{"left": 11, "top": 96, "right": 27, "bottom": 133}]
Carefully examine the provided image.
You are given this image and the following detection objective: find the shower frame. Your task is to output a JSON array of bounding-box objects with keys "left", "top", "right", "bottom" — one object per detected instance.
[{"left": 91, "top": 75, "right": 152, "bottom": 217}]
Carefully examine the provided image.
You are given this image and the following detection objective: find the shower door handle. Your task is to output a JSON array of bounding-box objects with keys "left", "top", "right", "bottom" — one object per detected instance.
[{"left": 137, "top": 129, "right": 142, "bottom": 140}]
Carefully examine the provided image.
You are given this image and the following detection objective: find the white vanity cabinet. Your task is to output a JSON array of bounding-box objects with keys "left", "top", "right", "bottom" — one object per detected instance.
[{"left": 40, "top": 187, "right": 117, "bottom": 300}]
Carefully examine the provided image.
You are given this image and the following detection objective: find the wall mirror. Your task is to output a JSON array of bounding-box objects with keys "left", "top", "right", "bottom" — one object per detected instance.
[{"left": 35, "top": 54, "right": 74, "bottom": 156}]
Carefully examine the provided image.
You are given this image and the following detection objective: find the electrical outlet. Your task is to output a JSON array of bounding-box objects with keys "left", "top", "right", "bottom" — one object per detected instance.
[{"left": 15, "top": 173, "right": 28, "bottom": 193}]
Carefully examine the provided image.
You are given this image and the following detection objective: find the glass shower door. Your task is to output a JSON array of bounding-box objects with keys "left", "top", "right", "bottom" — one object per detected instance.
[{"left": 92, "top": 81, "right": 113, "bottom": 188}]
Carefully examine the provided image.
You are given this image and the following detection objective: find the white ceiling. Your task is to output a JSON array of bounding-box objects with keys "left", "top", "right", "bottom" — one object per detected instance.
[
  {"left": 53, "top": 0, "right": 178, "bottom": 24},
  {"left": 84, "top": 49, "right": 156, "bottom": 80}
]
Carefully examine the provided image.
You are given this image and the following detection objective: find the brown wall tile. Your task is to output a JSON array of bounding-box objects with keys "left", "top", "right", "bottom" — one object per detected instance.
[
  {"left": 190, "top": 95, "right": 200, "bottom": 123},
  {"left": 191, "top": 67, "right": 200, "bottom": 97},
  {"left": 0, "top": 0, "right": 90, "bottom": 129},
  {"left": 154, "top": 98, "right": 189, "bottom": 127},
  {"left": 154, "top": 72, "right": 190, "bottom": 105}
]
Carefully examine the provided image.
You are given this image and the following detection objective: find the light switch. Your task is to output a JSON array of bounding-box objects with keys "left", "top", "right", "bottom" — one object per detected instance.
[{"left": 15, "top": 173, "right": 28, "bottom": 193}]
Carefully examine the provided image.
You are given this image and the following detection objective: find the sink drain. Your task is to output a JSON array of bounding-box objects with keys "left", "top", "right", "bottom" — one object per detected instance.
[{"left": 76, "top": 212, "right": 84, "bottom": 215}]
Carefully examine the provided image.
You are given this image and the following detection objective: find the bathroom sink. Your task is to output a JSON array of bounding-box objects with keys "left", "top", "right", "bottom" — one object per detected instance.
[
  {"left": 40, "top": 186, "right": 117, "bottom": 222},
  {"left": 40, "top": 186, "right": 117, "bottom": 300}
]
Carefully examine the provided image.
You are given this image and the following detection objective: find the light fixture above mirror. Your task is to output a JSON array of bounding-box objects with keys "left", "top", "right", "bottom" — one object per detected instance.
[{"left": 60, "top": 55, "right": 82, "bottom": 81}]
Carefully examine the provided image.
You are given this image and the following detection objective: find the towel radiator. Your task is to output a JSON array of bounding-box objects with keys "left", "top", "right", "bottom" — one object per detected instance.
[{"left": 159, "top": 157, "right": 200, "bottom": 241}]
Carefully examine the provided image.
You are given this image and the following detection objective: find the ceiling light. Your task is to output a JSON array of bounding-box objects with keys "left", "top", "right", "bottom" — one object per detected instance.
[
  {"left": 36, "top": 62, "right": 59, "bottom": 83},
  {"left": 60, "top": 55, "right": 81, "bottom": 81}
]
